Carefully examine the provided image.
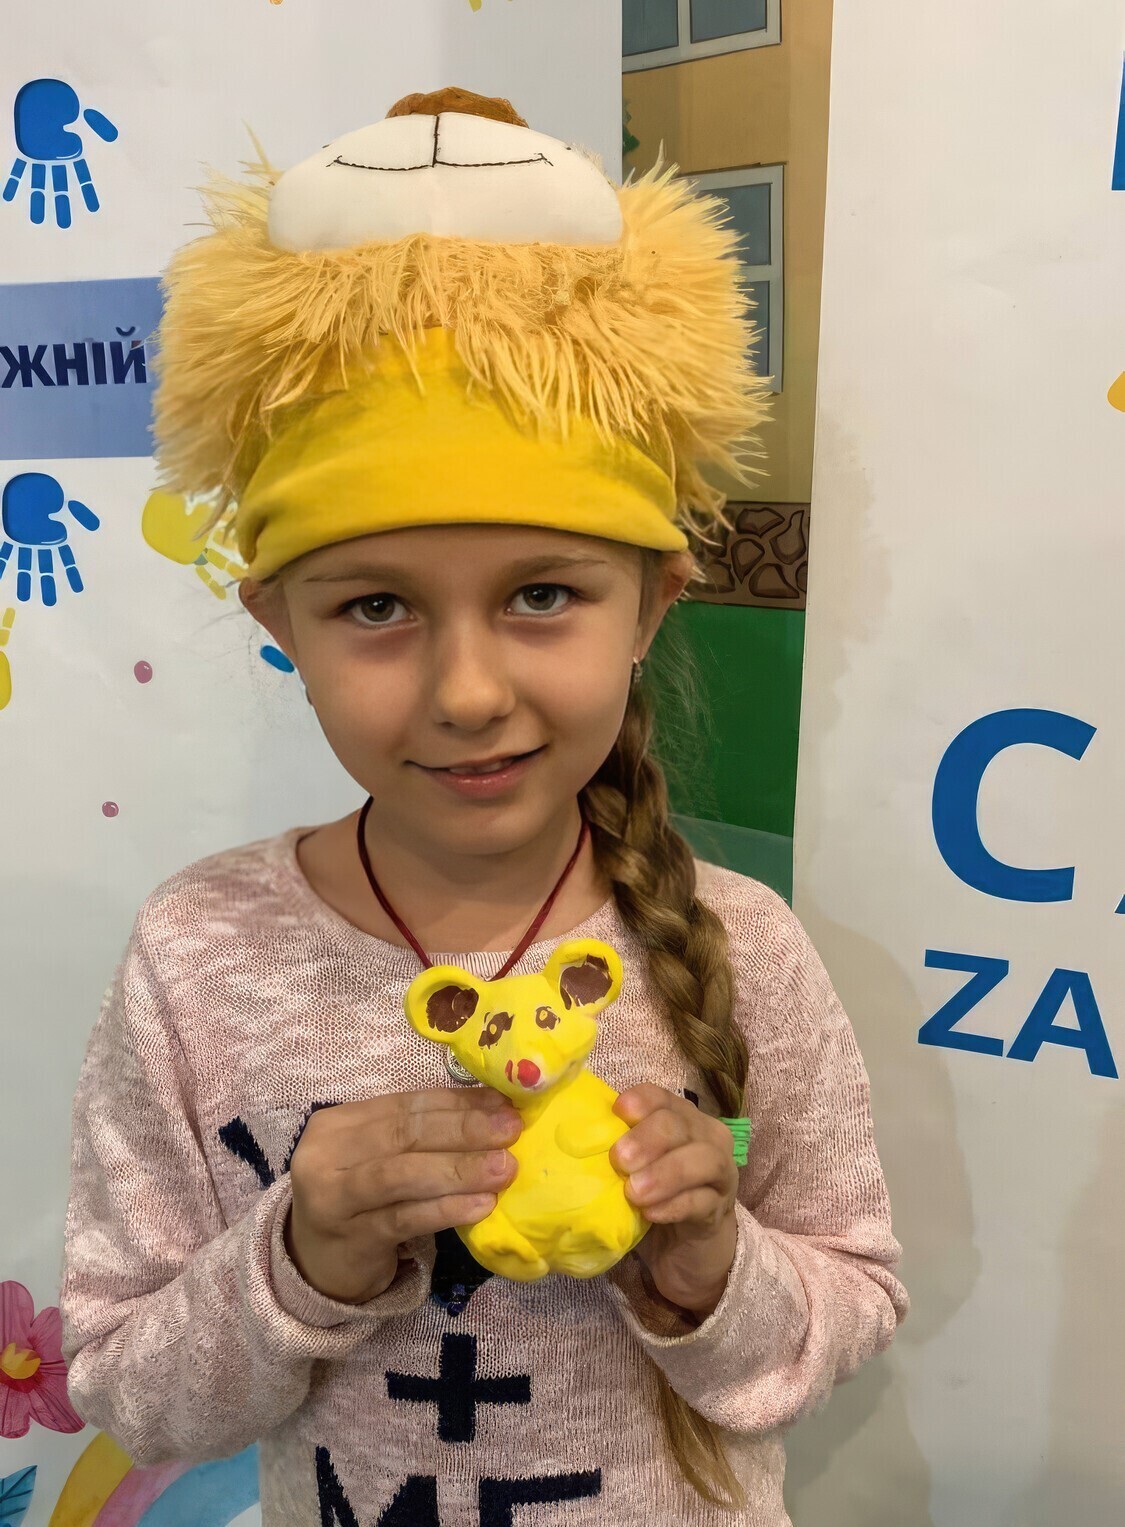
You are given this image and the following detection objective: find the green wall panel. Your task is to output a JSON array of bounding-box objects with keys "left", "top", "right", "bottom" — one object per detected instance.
[{"left": 649, "top": 600, "right": 803, "bottom": 895}]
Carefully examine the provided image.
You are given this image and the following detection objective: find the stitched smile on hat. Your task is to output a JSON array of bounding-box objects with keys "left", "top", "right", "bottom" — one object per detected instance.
[{"left": 268, "top": 85, "right": 623, "bottom": 252}]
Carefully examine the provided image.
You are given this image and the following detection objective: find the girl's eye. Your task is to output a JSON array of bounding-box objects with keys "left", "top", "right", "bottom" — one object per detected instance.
[
  {"left": 343, "top": 594, "right": 407, "bottom": 628},
  {"left": 510, "top": 584, "right": 573, "bottom": 616}
]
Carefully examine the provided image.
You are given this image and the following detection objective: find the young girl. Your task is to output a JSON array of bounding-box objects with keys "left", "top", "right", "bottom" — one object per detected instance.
[{"left": 59, "top": 88, "right": 908, "bottom": 1525}]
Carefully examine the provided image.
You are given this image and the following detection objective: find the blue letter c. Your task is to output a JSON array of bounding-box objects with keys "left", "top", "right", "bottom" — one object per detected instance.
[{"left": 932, "top": 709, "right": 1095, "bottom": 902}]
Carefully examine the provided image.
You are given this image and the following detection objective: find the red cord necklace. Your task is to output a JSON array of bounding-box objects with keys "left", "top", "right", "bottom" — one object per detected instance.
[{"left": 355, "top": 795, "right": 589, "bottom": 977}]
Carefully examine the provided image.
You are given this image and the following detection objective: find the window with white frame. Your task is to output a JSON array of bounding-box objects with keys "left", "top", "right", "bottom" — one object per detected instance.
[
  {"left": 685, "top": 165, "right": 783, "bottom": 392},
  {"left": 623, "top": 0, "right": 780, "bottom": 71}
]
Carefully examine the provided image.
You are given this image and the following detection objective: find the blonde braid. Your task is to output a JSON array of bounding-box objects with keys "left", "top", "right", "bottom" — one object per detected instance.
[{"left": 580, "top": 680, "right": 749, "bottom": 1510}]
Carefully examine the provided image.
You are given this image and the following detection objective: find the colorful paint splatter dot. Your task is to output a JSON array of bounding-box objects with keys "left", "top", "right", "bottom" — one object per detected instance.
[
  {"left": 101, "top": 802, "right": 119, "bottom": 818},
  {"left": 134, "top": 660, "right": 153, "bottom": 683},
  {"left": 261, "top": 644, "right": 295, "bottom": 674}
]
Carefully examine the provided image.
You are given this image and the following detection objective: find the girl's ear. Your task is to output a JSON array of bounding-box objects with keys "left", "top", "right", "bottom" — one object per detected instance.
[
  {"left": 238, "top": 577, "right": 297, "bottom": 665},
  {"left": 636, "top": 549, "right": 694, "bottom": 658},
  {"left": 404, "top": 965, "right": 486, "bottom": 1046},
  {"left": 543, "top": 939, "right": 623, "bottom": 1015}
]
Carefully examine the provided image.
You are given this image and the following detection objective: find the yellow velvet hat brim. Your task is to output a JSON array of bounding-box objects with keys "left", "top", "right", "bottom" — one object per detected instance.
[{"left": 237, "top": 328, "right": 685, "bottom": 578}]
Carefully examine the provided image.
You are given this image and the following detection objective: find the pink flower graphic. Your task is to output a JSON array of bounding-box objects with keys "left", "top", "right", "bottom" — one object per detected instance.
[{"left": 0, "top": 1282, "right": 84, "bottom": 1438}]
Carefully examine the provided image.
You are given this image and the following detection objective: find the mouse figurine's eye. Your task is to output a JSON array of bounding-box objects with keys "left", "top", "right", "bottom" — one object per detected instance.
[
  {"left": 534, "top": 1005, "right": 560, "bottom": 1030},
  {"left": 480, "top": 1010, "right": 515, "bottom": 1048}
]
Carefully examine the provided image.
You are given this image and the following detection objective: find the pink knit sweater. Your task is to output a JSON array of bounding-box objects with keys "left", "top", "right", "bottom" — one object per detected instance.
[{"left": 59, "top": 828, "right": 907, "bottom": 1526}]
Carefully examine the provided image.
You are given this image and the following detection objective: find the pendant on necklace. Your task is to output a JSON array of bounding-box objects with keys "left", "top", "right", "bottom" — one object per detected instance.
[
  {"left": 445, "top": 1050, "right": 480, "bottom": 1087},
  {"left": 359, "top": 797, "right": 587, "bottom": 1097}
]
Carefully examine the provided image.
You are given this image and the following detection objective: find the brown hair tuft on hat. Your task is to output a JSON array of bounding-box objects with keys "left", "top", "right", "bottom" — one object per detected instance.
[{"left": 385, "top": 86, "right": 528, "bottom": 129}]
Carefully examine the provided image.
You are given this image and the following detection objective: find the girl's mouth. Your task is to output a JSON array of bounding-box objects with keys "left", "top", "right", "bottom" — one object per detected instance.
[{"left": 418, "top": 746, "right": 546, "bottom": 797}]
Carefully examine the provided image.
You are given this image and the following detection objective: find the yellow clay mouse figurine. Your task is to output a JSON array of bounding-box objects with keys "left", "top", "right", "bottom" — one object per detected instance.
[{"left": 404, "top": 938, "right": 648, "bottom": 1281}]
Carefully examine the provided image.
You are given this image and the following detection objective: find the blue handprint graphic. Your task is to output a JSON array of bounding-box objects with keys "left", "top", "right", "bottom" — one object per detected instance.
[
  {"left": 3, "top": 79, "right": 118, "bottom": 228},
  {"left": 0, "top": 473, "right": 100, "bottom": 605}
]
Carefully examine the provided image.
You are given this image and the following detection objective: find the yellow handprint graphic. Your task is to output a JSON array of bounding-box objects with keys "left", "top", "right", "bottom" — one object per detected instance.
[
  {"left": 141, "top": 491, "right": 245, "bottom": 599},
  {"left": 1108, "top": 373, "right": 1125, "bottom": 412},
  {"left": 0, "top": 608, "right": 13, "bottom": 712},
  {"left": 140, "top": 492, "right": 295, "bottom": 675}
]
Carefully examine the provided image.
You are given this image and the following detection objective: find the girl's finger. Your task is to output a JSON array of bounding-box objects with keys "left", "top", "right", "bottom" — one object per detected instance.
[
  {"left": 341, "top": 1148, "right": 517, "bottom": 1217},
  {"left": 379, "top": 1101, "right": 523, "bottom": 1159},
  {"left": 613, "top": 1083, "right": 684, "bottom": 1125},
  {"left": 612, "top": 1106, "right": 694, "bottom": 1171},
  {"left": 637, "top": 1186, "right": 727, "bottom": 1226},
  {"left": 336, "top": 1087, "right": 511, "bottom": 1128},
  {"left": 376, "top": 1191, "right": 500, "bottom": 1243},
  {"left": 625, "top": 1141, "right": 729, "bottom": 1205}
]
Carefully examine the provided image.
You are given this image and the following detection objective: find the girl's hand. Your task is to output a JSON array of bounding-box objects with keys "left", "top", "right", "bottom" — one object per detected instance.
[
  {"left": 610, "top": 1084, "right": 740, "bottom": 1319},
  {"left": 285, "top": 1088, "right": 521, "bottom": 1304}
]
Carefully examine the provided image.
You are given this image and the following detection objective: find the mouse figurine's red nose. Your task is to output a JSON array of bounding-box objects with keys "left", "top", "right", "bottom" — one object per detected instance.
[{"left": 516, "top": 1059, "right": 541, "bottom": 1088}]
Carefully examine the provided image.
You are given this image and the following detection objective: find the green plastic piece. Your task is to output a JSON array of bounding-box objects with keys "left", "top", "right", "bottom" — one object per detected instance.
[{"left": 720, "top": 1116, "right": 752, "bottom": 1167}]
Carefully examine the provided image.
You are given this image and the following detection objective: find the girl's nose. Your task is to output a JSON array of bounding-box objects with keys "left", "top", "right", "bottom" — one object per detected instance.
[{"left": 429, "top": 633, "right": 515, "bottom": 731}]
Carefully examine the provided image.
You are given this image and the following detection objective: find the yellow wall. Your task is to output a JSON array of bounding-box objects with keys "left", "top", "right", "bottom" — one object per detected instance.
[{"left": 623, "top": 2, "right": 833, "bottom": 502}]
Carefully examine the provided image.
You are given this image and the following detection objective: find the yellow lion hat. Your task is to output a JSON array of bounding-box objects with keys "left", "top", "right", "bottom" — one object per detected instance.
[{"left": 151, "top": 85, "right": 771, "bottom": 579}]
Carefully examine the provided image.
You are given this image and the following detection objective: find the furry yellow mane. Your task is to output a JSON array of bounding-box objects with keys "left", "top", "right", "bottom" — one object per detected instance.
[{"left": 152, "top": 148, "right": 770, "bottom": 544}]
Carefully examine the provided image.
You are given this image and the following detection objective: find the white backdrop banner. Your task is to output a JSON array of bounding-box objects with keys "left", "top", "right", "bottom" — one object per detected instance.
[
  {"left": 0, "top": 5, "right": 620, "bottom": 1523},
  {"left": 789, "top": 7, "right": 1124, "bottom": 1526}
]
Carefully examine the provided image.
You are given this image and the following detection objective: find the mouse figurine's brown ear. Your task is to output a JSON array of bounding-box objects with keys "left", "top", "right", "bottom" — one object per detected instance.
[
  {"left": 542, "top": 939, "right": 622, "bottom": 1016},
  {"left": 404, "top": 965, "right": 486, "bottom": 1046}
]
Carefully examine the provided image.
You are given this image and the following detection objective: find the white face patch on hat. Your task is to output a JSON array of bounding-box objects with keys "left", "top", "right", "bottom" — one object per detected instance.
[{"left": 268, "top": 112, "right": 623, "bottom": 252}]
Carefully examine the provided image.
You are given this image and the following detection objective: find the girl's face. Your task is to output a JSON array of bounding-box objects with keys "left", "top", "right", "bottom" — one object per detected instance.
[{"left": 242, "top": 524, "right": 689, "bottom": 857}]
